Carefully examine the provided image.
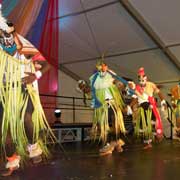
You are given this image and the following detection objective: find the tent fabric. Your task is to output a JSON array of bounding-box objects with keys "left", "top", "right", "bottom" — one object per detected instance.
[
  {"left": 7, "top": 0, "right": 43, "bottom": 36},
  {"left": 60, "top": 0, "right": 180, "bottom": 87}
]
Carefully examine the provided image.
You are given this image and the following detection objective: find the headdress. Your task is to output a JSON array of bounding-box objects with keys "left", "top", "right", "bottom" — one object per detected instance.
[
  {"left": 138, "top": 67, "right": 145, "bottom": 76},
  {"left": 0, "top": 2, "right": 8, "bottom": 31}
]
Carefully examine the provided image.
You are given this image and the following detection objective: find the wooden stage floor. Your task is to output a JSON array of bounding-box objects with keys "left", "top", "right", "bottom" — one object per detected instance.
[{"left": 1, "top": 139, "right": 180, "bottom": 180}]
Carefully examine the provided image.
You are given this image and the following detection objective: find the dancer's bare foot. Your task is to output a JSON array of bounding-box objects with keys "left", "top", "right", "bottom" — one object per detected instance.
[
  {"left": 28, "top": 143, "right": 43, "bottom": 164},
  {"left": 99, "top": 142, "right": 116, "bottom": 156},
  {"left": 115, "top": 145, "right": 123, "bottom": 152},
  {"left": 1, "top": 166, "right": 19, "bottom": 176},
  {"left": 143, "top": 143, "right": 152, "bottom": 150},
  {"left": 156, "top": 134, "right": 163, "bottom": 143},
  {"left": 115, "top": 139, "right": 125, "bottom": 152},
  {"left": 2, "top": 154, "right": 20, "bottom": 176},
  {"left": 32, "top": 155, "right": 42, "bottom": 164}
]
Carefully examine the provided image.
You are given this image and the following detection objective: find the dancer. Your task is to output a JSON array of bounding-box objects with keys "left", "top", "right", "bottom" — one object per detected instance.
[
  {"left": 0, "top": 10, "right": 55, "bottom": 176},
  {"left": 89, "top": 61, "right": 125, "bottom": 155},
  {"left": 170, "top": 82, "right": 180, "bottom": 137},
  {"left": 128, "top": 67, "right": 166, "bottom": 149}
]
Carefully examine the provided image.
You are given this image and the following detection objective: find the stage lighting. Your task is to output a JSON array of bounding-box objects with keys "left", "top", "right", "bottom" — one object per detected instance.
[{"left": 54, "top": 109, "right": 61, "bottom": 118}]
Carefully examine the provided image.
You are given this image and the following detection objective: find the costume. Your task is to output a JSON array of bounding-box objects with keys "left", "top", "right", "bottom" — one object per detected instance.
[
  {"left": 0, "top": 8, "right": 55, "bottom": 176},
  {"left": 170, "top": 82, "right": 180, "bottom": 137},
  {"left": 89, "top": 62, "right": 125, "bottom": 155},
  {"left": 128, "top": 67, "right": 166, "bottom": 149},
  {"left": 76, "top": 80, "right": 91, "bottom": 106}
]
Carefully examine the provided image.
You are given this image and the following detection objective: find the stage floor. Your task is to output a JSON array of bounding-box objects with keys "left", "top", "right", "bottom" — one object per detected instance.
[{"left": 1, "top": 139, "right": 180, "bottom": 180}]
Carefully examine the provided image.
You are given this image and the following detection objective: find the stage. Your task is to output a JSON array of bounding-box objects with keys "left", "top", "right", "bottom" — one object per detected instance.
[{"left": 1, "top": 139, "right": 180, "bottom": 180}]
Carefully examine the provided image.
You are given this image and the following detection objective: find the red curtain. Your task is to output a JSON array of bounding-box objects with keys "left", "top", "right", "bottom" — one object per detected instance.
[{"left": 38, "top": 0, "right": 59, "bottom": 123}]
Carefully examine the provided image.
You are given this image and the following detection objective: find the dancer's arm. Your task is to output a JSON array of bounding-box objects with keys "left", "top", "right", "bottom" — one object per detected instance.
[
  {"left": 13, "top": 32, "right": 23, "bottom": 51},
  {"left": 22, "top": 59, "right": 51, "bottom": 84}
]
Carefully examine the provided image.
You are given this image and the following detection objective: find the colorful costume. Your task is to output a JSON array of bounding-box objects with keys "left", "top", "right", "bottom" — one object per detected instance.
[
  {"left": 170, "top": 83, "right": 180, "bottom": 136},
  {"left": 89, "top": 62, "right": 125, "bottom": 155},
  {"left": 76, "top": 80, "right": 91, "bottom": 106},
  {"left": 0, "top": 9, "right": 55, "bottom": 176},
  {"left": 129, "top": 67, "right": 165, "bottom": 149}
]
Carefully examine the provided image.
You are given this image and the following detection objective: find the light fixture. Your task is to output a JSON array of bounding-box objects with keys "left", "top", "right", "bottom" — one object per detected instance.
[{"left": 54, "top": 109, "right": 61, "bottom": 118}]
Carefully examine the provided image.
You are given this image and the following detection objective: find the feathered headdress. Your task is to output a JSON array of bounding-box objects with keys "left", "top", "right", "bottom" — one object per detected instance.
[{"left": 0, "top": 1, "right": 8, "bottom": 31}]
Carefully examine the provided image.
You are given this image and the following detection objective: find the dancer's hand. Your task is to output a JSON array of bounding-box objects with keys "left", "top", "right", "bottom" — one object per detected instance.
[
  {"left": 128, "top": 81, "right": 136, "bottom": 89},
  {"left": 160, "top": 99, "right": 167, "bottom": 111},
  {"left": 22, "top": 72, "right": 37, "bottom": 84},
  {"left": 127, "top": 105, "right": 133, "bottom": 115}
]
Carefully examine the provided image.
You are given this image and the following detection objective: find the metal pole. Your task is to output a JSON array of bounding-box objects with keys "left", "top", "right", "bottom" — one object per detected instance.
[{"left": 73, "top": 97, "right": 75, "bottom": 123}]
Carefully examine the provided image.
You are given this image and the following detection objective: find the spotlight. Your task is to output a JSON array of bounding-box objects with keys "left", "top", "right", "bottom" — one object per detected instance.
[{"left": 54, "top": 109, "right": 61, "bottom": 118}]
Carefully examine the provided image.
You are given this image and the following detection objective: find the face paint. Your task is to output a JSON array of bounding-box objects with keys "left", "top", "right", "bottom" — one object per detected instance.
[
  {"left": 99, "top": 71, "right": 107, "bottom": 77},
  {"left": 138, "top": 75, "right": 147, "bottom": 87},
  {"left": 96, "top": 63, "right": 107, "bottom": 77},
  {"left": 3, "top": 33, "right": 14, "bottom": 47},
  {"left": 101, "top": 63, "right": 108, "bottom": 72}
]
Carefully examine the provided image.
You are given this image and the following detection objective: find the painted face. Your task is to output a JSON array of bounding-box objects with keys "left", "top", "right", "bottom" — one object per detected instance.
[
  {"left": 101, "top": 63, "right": 108, "bottom": 72},
  {"left": 138, "top": 75, "right": 147, "bottom": 86},
  {"left": 3, "top": 33, "right": 14, "bottom": 47},
  {"left": 96, "top": 63, "right": 108, "bottom": 77},
  {"left": 99, "top": 71, "right": 107, "bottom": 77}
]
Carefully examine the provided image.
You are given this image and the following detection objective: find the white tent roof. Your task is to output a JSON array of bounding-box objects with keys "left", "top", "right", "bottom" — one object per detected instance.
[{"left": 60, "top": 0, "right": 180, "bottom": 85}]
